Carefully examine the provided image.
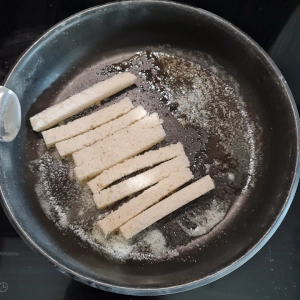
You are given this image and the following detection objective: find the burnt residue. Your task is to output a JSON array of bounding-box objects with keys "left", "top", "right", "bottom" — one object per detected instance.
[
  {"left": 105, "top": 50, "right": 259, "bottom": 254},
  {"left": 28, "top": 48, "right": 262, "bottom": 262}
]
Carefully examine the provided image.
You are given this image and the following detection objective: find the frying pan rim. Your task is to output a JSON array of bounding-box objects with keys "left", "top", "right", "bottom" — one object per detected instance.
[{"left": 1, "top": 0, "right": 299, "bottom": 295}]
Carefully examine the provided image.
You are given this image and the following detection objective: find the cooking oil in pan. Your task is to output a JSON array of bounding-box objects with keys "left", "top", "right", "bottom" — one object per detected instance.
[{"left": 30, "top": 49, "right": 261, "bottom": 263}]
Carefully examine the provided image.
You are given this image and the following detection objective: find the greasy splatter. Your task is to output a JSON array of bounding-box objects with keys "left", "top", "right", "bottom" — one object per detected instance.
[{"left": 30, "top": 49, "right": 261, "bottom": 262}]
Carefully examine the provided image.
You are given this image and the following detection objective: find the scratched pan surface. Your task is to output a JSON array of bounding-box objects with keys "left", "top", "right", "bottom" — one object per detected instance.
[{"left": 0, "top": 1, "right": 299, "bottom": 295}]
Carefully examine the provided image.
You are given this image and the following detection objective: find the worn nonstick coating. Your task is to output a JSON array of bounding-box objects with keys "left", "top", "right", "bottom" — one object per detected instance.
[{"left": 0, "top": 1, "right": 299, "bottom": 295}]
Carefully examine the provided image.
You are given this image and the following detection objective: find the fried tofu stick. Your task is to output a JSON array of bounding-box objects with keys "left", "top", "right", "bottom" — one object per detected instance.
[
  {"left": 120, "top": 175, "right": 215, "bottom": 239},
  {"left": 56, "top": 106, "right": 146, "bottom": 157},
  {"left": 74, "top": 125, "right": 166, "bottom": 182},
  {"left": 72, "top": 113, "right": 162, "bottom": 167},
  {"left": 31, "top": 72, "right": 136, "bottom": 132},
  {"left": 88, "top": 143, "right": 185, "bottom": 193},
  {"left": 93, "top": 155, "right": 190, "bottom": 209},
  {"left": 42, "top": 97, "right": 133, "bottom": 147},
  {"left": 97, "top": 168, "right": 193, "bottom": 236}
]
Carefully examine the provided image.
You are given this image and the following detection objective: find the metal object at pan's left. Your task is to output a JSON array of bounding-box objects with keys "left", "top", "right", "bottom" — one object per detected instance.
[{"left": 0, "top": 86, "right": 21, "bottom": 142}]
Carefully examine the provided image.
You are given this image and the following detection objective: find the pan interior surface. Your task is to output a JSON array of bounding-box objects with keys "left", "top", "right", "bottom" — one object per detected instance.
[{"left": 0, "top": 1, "right": 298, "bottom": 295}]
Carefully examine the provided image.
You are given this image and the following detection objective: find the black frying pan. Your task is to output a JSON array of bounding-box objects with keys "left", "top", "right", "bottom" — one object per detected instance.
[{"left": 0, "top": 0, "right": 299, "bottom": 295}]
